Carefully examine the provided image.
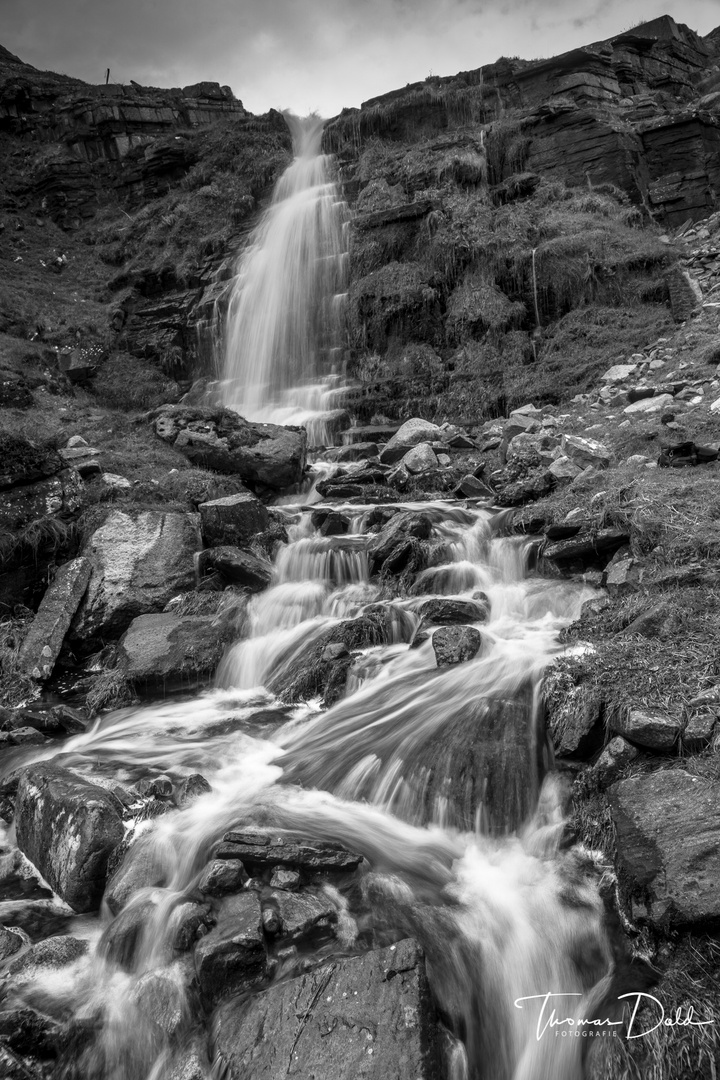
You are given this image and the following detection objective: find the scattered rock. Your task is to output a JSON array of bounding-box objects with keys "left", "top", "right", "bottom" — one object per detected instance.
[
  {"left": 15, "top": 763, "right": 124, "bottom": 913},
  {"left": 454, "top": 473, "right": 495, "bottom": 498},
  {"left": 561, "top": 434, "right": 612, "bottom": 470},
  {"left": 542, "top": 528, "right": 630, "bottom": 569},
  {"left": 379, "top": 418, "right": 443, "bottom": 465},
  {"left": 601, "top": 364, "right": 637, "bottom": 383},
  {"left": 0, "top": 925, "right": 27, "bottom": 962},
  {"left": 400, "top": 442, "right": 438, "bottom": 474},
  {"left": 213, "top": 938, "right": 441, "bottom": 1080},
  {"left": 367, "top": 511, "right": 432, "bottom": 575},
  {"left": 17, "top": 558, "right": 91, "bottom": 680},
  {"left": 432, "top": 625, "right": 482, "bottom": 667},
  {"left": 198, "top": 492, "right": 269, "bottom": 547},
  {"left": 608, "top": 706, "right": 682, "bottom": 750},
  {"left": 7, "top": 934, "right": 89, "bottom": 979},
  {"left": 592, "top": 736, "right": 639, "bottom": 787},
  {"left": 623, "top": 393, "right": 675, "bottom": 415},
  {"left": 547, "top": 456, "right": 582, "bottom": 483}
]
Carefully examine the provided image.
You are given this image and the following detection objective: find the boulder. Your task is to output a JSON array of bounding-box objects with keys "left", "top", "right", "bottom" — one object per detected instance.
[
  {"left": 153, "top": 405, "right": 306, "bottom": 489},
  {"left": 194, "top": 892, "right": 265, "bottom": 1006},
  {"left": 547, "top": 456, "right": 583, "bottom": 483},
  {"left": 592, "top": 736, "right": 639, "bottom": 787},
  {"left": 542, "top": 528, "right": 630, "bottom": 568},
  {"left": 266, "top": 889, "right": 337, "bottom": 945},
  {"left": 197, "top": 858, "right": 248, "bottom": 897},
  {"left": 608, "top": 706, "right": 682, "bottom": 750},
  {"left": 367, "top": 511, "right": 432, "bottom": 575},
  {"left": 215, "top": 831, "right": 363, "bottom": 873},
  {"left": 0, "top": 926, "right": 26, "bottom": 963},
  {"left": 399, "top": 442, "right": 438, "bottom": 474},
  {"left": 432, "top": 625, "right": 483, "bottom": 667},
  {"left": 601, "top": 364, "right": 637, "bottom": 383},
  {"left": 200, "top": 546, "right": 273, "bottom": 590},
  {"left": 131, "top": 967, "right": 187, "bottom": 1036},
  {"left": 416, "top": 597, "right": 489, "bottom": 626},
  {"left": 623, "top": 393, "right": 675, "bottom": 415},
  {"left": 326, "top": 441, "right": 379, "bottom": 462},
  {"left": 561, "top": 434, "right": 612, "bottom": 470},
  {"left": 104, "top": 837, "right": 169, "bottom": 915},
  {"left": 543, "top": 671, "right": 604, "bottom": 759},
  {"left": 605, "top": 554, "right": 639, "bottom": 596},
  {"left": 213, "top": 939, "right": 441, "bottom": 1080},
  {"left": 118, "top": 612, "right": 230, "bottom": 692},
  {"left": 71, "top": 510, "right": 202, "bottom": 643},
  {"left": 379, "top": 418, "right": 443, "bottom": 464},
  {"left": 454, "top": 473, "right": 495, "bottom": 498},
  {"left": 198, "top": 492, "right": 269, "bottom": 547},
  {"left": 17, "top": 558, "right": 92, "bottom": 680},
  {"left": 15, "top": 763, "right": 124, "bottom": 913},
  {"left": 609, "top": 770, "right": 720, "bottom": 928},
  {"left": 7, "top": 935, "right": 89, "bottom": 978}
]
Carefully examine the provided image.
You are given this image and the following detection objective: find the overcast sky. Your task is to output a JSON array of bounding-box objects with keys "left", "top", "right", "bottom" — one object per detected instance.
[{"left": 3, "top": 0, "right": 719, "bottom": 117}]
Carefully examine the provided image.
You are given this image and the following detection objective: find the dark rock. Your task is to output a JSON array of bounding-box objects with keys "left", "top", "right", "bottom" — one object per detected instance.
[
  {"left": 621, "top": 599, "right": 683, "bottom": 638},
  {"left": 367, "top": 510, "right": 432, "bottom": 575},
  {"left": 432, "top": 625, "right": 483, "bottom": 667},
  {"left": 131, "top": 967, "right": 187, "bottom": 1036},
  {"left": 171, "top": 901, "right": 215, "bottom": 951},
  {"left": 193, "top": 892, "right": 265, "bottom": 1006},
  {"left": 0, "top": 433, "right": 62, "bottom": 490},
  {"left": 15, "top": 763, "right": 124, "bottom": 913},
  {"left": 0, "top": 1006, "right": 61, "bottom": 1057},
  {"left": 201, "top": 546, "right": 273, "bottom": 590},
  {"left": 17, "top": 557, "right": 91, "bottom": 680},
  {"left": 98, "top": 897, "right": 156, "bottom": 970},
  {"left": 154, "top": 406, "right": 306, "bottom": 489},
  {"left": 608, "top": 705, "right": 682, "bottom": 750},
  {"left": 0, "top": 925, "right": 26, "bottom": 962},
  {"left": 609, "top": 769, "right": 720, "bottom": 928},
  {"left": 57, "top": 344, "right": 105, "bottom": 382},
  {"left": 0, "top": 467, "right": 83, "bottom": 535},
  {"left": 342, "top": 425, "right": 399, "bottom": 445},
  {"left": 104, "top": 837, "right": 169, "bottom": 915},
  {"left": 118, "top": 612, "right": 229, "bottom": 692},
  {"left": 543, "top": 670, "right": 603, "bottom": 759},
  {"left": 310, "top": 509, "right": 350, "bottom": 536},
  {"left": 213, "top": 938, "right": 441, "bottom": 1080},
  {"left": 0, "top": 371, "right": 33, "bottom": 409},
  {"left": 269, "top": 867, "right": 300, "bottom": 890},
  {"left": 666, "top": 265, "right": 703, "bottom": 321},
  {"left": 71, "top": 509, "right": 202, "bottom": 644},
  {"left": 197, "top": 858, "right": 248, "bottom": 897},
  {"left": 454, "top": 473, "right": 496, "bottom": 498},
  {"left": 682, "top": 712, "right": 717, "bottom": 752},
  {"left": 216, "top": 831, "right": 363, "bottom": 873},
  {"left": 542, "top": 528, "right": 630, "bottom": 568},
  {"left": 198, "top": 492, "right": 269, "bottom": 547},
  {"left": 7, "top": 934, "right": 89, "bottom": 978},
  {"left": 176, "top": 773, "right": 212, "bottom": 806},
  {"left": 545, "top": 524, "right": 582, "bottom": 541},
  {"left": 416, "top": 597, "right": 489, "bottom": 627},
  {"left": 314, "top": 481, "right": 365, "bottom": 499},
  {"left": 496, "top": 471, "right": 553, "bottom": 506},
  {"left": 268, "top": 889, "right": 337, "bottom": 945}
]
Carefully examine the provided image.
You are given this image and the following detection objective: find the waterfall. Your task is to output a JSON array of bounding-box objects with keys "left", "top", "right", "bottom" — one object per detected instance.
[{"left": 221, "top": 113, "right": 350, "bottom": 444}]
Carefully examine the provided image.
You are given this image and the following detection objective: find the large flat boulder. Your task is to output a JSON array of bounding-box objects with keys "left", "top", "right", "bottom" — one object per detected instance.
[
  {"left": 17, "top": 557, "right": 92, "bottom": 680},
  {"left": 213, "top": 938, "right": 441, "bottom": 1080},
  {"left": 71, "top": 509, "right": 201, "bottom": 643},
  {"left": 153, "top": 405, "right": 306, "bottom": 489},
  {"left": 609, "top": 769, "right": 720, "bottom": 929},
  {"left": 15, "top": 763, "right": 124, "bottom": 913},
  {"left": 118, "top": 612, "right": 230, "bottom": 692}
]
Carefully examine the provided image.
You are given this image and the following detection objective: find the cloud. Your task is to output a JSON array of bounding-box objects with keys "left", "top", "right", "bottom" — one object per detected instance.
[{"left": 2, "top": 0, "right": 719, "bottom": 116}]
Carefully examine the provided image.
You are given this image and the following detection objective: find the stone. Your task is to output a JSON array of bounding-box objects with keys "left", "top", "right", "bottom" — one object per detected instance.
[
  {"left": 16, "top": 558, "right": 92, "bottom": 680},
  {"left": 98, "top": 898, "right": 157, "bottom": 970},
  {"left": 506, "top": 431, "right": 559, "bottom": 465},
  {"left": 379, "top": 418, "right": 443, "bottom": 464},
  {"left": 15, "top": 763, "right": 124, "bottom": 913},
  {"left": 57, "top": 344, "right": 104, "bottom": 382},
  {"left": 131, "top": 967, "right": 186, "bottom": 1036},
  {"left": 197, "top": 858, "right": 248, "bottom": 896},
  {"left": 71, "top": 510, "right": 202, "bottom": 644},
  {"left": 176, "top": 773, "right": 212, "bottom": 806},
  {"left": 592, "top": 736, "right": 639, "bottom": 787},
  {"left": 153, "top": 405, "right": 307, "bottom": 489},
  {"left": 100, "top": 472, "right": 132, "bottom": 491},
  {"left": 269, "top": 867, "right": 300, "bottom": 890},
  {"left": 166, "top": 1038, "right": 210, "bottom": 1080},
  {"left": 7, "top": 935, "right": 89, "bottom": 979},
  {"left": 311, "top": 509, "right": 349, "bottom": 536},
  {"left": 561, "top": 434, "right": 612, "bottom": 470},
  {"left": 547, "top": 456, "right": 582, "bottom": 483},
  {"left": 0, "top": 925, "right": 26, "bottom": 962},
  {"left": 216, "top": 831, "right": 363, "bottom": 873},
  {"left": 367, "top": 511, "right": 432, "bottom": 575},
  {"left": 623, "top": 393, "right": 675, "bottom": 415},
  {"left": 608, "top": 706, "right": 682, "bottom": 750},
  {"left": 194, "top": 892, "right": 265, "bottom": 1006},
  {"left": 416, "top": 597, "right": 489, "bottom": 626},
  {"left": 104, "top": 837, "right": 170, "bottom": 915},
  {"left": 601, "top": 364, "right": 637, "bottom": 383},
  {"left": 454, "top": 473, "right": 495, "bottom": 498},
  {"left": 682, "top": 712, "right": 716, "bottom": 752},
  {"left": 118, "top": 612, "right": 229, "bottom": 692},
  {"left": 609, "top": 770, "right": 720, "bottom": 928},
  {"left": 542, "top": 528, "right": 630, "bottom": 567},
  {"left": 327, "top": 442, "right": 379, "bottom": 462},
  {"left": 201, "top": 546, "right": 273, "bottom": 590},
  {"left": 432, "top": 625, "right": 483, "bottom": 667},
  {"left": 171, "top": 901, "right": 215, "bottom": 951},
  {"left": 543, "top": 671, "right": 603, "bottom": 759},
  {"left": 268, "top": 889, "right": 337, "bottom": 945},
  {"left": 198, "top": 492, "right": 269, "bottom": 547},
  {"left": 399, "top": 442, "right": 438, "bottom": 474},
  {"left": 605, "top": 555, "right": 639, "bottom": 596},
  {"left": 213, "top": 938, "right": 441, "bottom": 1080}
]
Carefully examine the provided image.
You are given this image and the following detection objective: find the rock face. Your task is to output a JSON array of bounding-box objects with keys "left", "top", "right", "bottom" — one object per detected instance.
[
  {"left": 118, "top": 612, "right": 230, "bottom": 691},
  {"left": 153, "top": 406, "right": 307, "bottom": 489},
  {"left": 609, "top": 769, "right": 720, "bottom": 928},
  {"left": 198, "top": 492, "right": 269, "bottom": 546},
  {"left": 71, "top": 509, "right": 201, "bottom": 643},
  {"left": 15, "top": 763, "right": 124, "bottom": 913},
  {"left": 213, "top": 938, "right": 441, "bottom": 1080},
  {"left": 17, "top": 557, "right": 91, "bottom": 679}
]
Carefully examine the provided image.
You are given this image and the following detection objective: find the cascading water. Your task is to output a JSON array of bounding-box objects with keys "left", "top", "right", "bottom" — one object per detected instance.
[{"left": 221, "top": 113, "right": 350, "bottom": 445}]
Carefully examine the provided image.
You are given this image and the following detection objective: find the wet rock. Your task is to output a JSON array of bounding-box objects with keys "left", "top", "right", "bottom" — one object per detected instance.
[
  {"left": 71, "top": 510, "right": 202, "bottom": 644},
  {"left": 367, "top": 510, "right": 432, "bottom": 575},
  {"left": 119, "top": 612, "right": 229, "bottom": 692},
  {"left": 0, "top": 925, "right": 26, "bottom": 962},
  {"left": 15, "top": 763, "right": 124, "bottom": 913},
  {"left": 197, "top": 858, "right": 248, "bottom": 897},
  {"left": 379, "top": 418, "right": 443, "bottom": 464},
  {"left": 400, "top": 442, "right": 438, "bottom": 474},
  {"left": 268, "top": 889, "right": 337, "bottom": 945},
  {"left": 496, "top": 470, "right": 553, "bottom": 507},
  {"left": 153, "top": 405, "right": 307, "bottom": 489},
  {"left": 432, "top": 625, "right": 482, "bottom": 667},
  {"left": 172, "top": 901, "right": 215, "bottom": 951},
  {"left": 201, "top": 546, "right": 273, "bottom": 590},
  {"left": 198, "top": 491, "right": 269, "bottom": 547},
  {"left": 98, "top": 897, "right": 157, "bottom": 970},
  {"left": 216, "top": 831, "right": 363, "bottom": 874},
  {"left": 213, "top": 938, "right": 441, "bottom": 1080},
  {"left": 7, "top": 934, "right": 89, "bottom": 978},
  {"left": 194, "top": 892, "right": 265, "bottom": 1006},
  {"left": 0, "top": 1005, "right": 61, "bottom": 1057},
  {"left": 608, "top": 706, "right": 682, "bottom": 750},
  {"left": 176, "top": 773, "right": 212, "bottom": 807},
  {"left": 592, "top": 736, "right": 639, "bottom": 787},
  {"left": 314, "top": 480, "right": 365, "bottom": 499},
  {"left": 609, "top": 769, "right": 720, "bottom": 928},
  {"left": 17, "top": 558, "right": 91, "bottom": 681},
  {"left": 104, "top": 837, "right": 169, "bottom": 915},
  {"left": 543, "top": 670, "right": 604, "bottom": 759},
  {"left": 311, "top": 509, "right": 349, "bottom": 536},
  {"left": 417, "top": 597, "right": 489, "bottom": 627},
  {"left": 131, "top": 966, "right": 187, "bottom": 1036},
  {"left": 166, "top": 1037, "right": 211, "bottom": 1080},
  {"left": 269, "top": 867, "right": 300, "bottom": 890}
]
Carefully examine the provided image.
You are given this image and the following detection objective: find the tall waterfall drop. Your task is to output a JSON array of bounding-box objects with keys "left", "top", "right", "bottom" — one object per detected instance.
[{"left": 222, "top": 113, "right": 349, "bottom": 441}]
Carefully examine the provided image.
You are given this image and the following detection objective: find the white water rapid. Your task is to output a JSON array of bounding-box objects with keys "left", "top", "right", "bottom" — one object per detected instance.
[
  {"left": 0, "top": 122, "right": 642, "bottom": 1080},
  {"left": 221, "top": 113, "right": 349, "bottom": 444}
]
